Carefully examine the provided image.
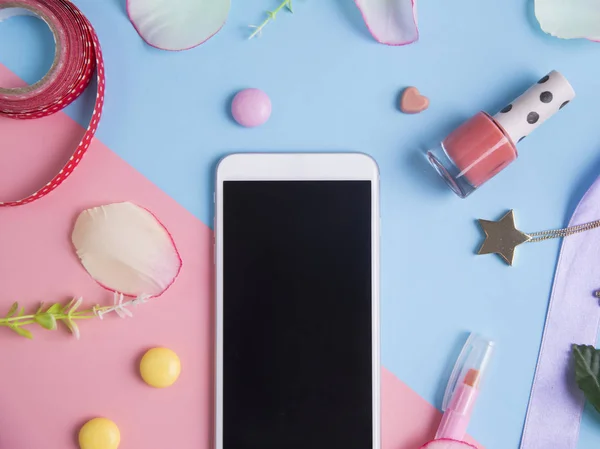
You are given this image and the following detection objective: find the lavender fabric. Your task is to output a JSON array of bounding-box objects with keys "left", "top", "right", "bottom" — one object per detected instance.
[{"left": 521, "top": 177, "right": 600, "bottom": 449}]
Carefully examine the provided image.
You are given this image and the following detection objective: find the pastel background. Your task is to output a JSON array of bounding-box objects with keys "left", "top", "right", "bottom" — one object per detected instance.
[
  {"left": 0, "top": 66, "right": 480, "bottom": 449},
  {"left": 1, "top": 1, "right": 600, "bottom": 448}
]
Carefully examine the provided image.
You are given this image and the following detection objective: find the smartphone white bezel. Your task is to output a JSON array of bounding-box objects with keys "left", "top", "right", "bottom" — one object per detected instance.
[{"left": 215, "top": 153, "right": 380, "bottom": 449}]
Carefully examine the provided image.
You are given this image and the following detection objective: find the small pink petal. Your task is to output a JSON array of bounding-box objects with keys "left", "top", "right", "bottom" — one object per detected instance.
[{"left": 355, "top": 0, "right": 418, "bottom": 45}]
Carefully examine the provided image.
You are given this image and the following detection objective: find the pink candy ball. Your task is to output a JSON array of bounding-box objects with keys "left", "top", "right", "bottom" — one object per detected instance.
[{"left": 231, "top": 88, "right": 272, "bottom": 128}]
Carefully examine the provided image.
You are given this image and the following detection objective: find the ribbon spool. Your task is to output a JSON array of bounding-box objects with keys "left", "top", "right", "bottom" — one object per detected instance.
[{"left": 0, "top": 0, "right": 104, "bottom": 206}]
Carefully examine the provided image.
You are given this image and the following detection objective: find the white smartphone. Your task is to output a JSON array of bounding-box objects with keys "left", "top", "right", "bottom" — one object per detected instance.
[{"left": 215, "top": 153, "right": 380, "bottom": 449}]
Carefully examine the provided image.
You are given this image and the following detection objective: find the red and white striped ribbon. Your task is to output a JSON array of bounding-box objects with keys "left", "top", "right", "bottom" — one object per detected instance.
[{"left": 0, "top": 0, "right": 104, "bottom": 206}]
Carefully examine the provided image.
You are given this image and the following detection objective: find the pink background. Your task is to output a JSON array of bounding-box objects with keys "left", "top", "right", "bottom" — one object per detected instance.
[{"left": 0, "top": 64, "right": 479, "bottom": 449}]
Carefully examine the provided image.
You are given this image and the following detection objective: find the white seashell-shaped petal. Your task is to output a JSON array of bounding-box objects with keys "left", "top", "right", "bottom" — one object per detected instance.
[
  {"left": 72, "top": 202, "right": 182, "bottom": 297},
  {"left": 535, "top": 0, "right": 600, "bottom": 40},
  {"left": 127, "top": 0, "right": 230, "bottom": 51}
]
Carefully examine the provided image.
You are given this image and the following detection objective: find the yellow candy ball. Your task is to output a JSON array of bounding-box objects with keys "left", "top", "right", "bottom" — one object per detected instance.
[
  {"left": 78, "top": 417, "right": 120, "bottom": 449},
  {"left": 140, "top": 347, "right": 181, "bottom": 388}
]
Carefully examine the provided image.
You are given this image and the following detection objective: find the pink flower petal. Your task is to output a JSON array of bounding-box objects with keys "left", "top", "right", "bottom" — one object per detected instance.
[{"left": 355, "top": 0, "right": 418, "bottom": 45}]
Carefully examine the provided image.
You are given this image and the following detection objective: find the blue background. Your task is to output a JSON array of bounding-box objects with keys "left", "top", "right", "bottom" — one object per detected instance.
[{"left": 2, "top": 1, "right": 600, "bottom": 447}]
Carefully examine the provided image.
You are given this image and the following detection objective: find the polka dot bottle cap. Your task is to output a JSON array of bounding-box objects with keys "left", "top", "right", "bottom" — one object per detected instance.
[{"left": 493, "top": 70, "right": 575, "bottom": 144}]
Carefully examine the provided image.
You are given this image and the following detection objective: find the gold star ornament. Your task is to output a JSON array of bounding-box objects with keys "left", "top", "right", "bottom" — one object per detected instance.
[{"left": 477, "top": 210, "right": 531, "bottom": 265}]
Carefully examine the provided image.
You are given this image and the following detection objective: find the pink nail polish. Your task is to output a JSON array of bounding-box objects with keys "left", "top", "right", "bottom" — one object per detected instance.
[{"left": 427, "top": 70, "right": 575, "bottom": 198}]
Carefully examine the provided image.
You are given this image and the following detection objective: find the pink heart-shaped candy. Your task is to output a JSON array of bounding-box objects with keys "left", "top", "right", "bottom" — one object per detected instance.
[{"left": 400, "top": 86, "right": 429, "bottom": 114}]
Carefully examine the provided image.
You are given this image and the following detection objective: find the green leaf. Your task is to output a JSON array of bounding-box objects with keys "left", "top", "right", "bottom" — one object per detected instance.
[
  {"left": 34, "top": 313, "right": 57, "bottom": 330},
  {"left": 36, "top": 302, "right": 46, "bottom": 314},
  {"left": 18, "top": 306, "right": 25, "bottom": 317},
  {"left": 573, "top": 344, "right": 600, "bottom": 413},
  {"left": 46, "top": 303, "right": 62, "bottom": 315},
  {"left": 9, "top": 325, "right": 33, "bottom": 339},
  {"left": 62, "top": 298, "right": 75, "bottom": 315},
  {"left": 286, "top": 0, "right": 293, "bottom": 12},
  {"left": 67, "top": 298, "right": 83, "bottom": 316},
  {"left": 63, "top": 318, "right": 80, "bottom": 340},
  {"left": 6, "top": 302, "right": 18, "bottom": 318}
]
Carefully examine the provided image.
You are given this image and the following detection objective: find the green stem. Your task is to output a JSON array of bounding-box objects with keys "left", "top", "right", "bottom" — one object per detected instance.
[
  {"left": 2, "top": 314, "right": 36, "bottom": 323},
  {"left": 249, "top": 0, "right": 292, "bottom": 39},
  {"left": 15, "top": 320, "right": 35, "bottom": 326},
  {"left": 1, "top": 296, "right": 148, "bottom": 339},
  {"left": 271, "top": 0, "right": 291, "bottom": 16},
  {"left": 0, "top": 305, "right": 112, "bottom": 327}
]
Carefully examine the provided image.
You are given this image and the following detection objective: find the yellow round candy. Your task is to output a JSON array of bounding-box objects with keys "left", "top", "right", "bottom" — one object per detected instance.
[
  {"left": 78, "top": 417, "right": 120, "bottom": 449},
  {"left": 140, "top": 347, "right": 181, "bottom": 388}
]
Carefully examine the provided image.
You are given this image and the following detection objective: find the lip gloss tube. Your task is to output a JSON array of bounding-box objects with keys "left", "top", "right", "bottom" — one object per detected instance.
[
  {"left": 427, "top": 70, "right": 575, "bottom": 198},
  {"left": 435, "top": 333, "right": 494, "bottom": 442}
]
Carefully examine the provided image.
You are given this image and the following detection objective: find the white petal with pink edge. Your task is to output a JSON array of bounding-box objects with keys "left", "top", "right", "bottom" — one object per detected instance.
[
  {"left": 354, "top": 0, "right": 418, "bottom": 45},
  {"left": 535, "top": 0, "right": 600, "bottom": 40},
  {"left": 72, "top": 202, "right": 182, "bottom": 297},
  {"left": 127, "top": 0, "right": 231, "bottom": 51},
  {"left": 419, "top": 439, "right": 478, "bottom": 449}
]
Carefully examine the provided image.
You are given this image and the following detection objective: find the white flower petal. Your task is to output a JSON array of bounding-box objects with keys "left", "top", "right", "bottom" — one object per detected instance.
[
  {"left": 355, "top": 0, "right": 418, "bottom": 45},
  {"left": 535, "top": 0, "right": 600, "bottom": 40},
  {"left": 419, "top": 440, "right": 477, "bottom": 449},
  {"left": 72, "top": 202, "right": 182, "bottom": 298},
  {"left": 127, "top": 0, "right": 231, "bottom": 51}
]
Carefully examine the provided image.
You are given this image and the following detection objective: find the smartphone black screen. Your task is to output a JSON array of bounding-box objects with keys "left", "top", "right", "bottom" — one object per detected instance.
[{"left": 223, "top": 180, "right": 373, "bottom": 449}]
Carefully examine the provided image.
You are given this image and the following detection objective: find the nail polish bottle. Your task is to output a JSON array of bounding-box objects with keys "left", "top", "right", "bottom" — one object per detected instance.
[{"left": 427, "top": 70, "right": 575, "bottom": 198}]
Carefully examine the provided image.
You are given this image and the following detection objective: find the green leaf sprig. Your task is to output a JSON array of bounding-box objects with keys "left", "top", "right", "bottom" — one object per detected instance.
[
  {"left": 573, "top": 344, "right": 600, "bottom": 413},
  {"left": 1, "top": 293, "right": 150, "bottom": 340},
  {"left": 249, "top": 0, "right": 293, "bottom": 40}
]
